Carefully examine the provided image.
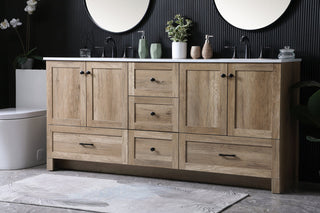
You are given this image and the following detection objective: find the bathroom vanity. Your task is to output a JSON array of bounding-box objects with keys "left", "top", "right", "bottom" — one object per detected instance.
[{"left": 45, "top": 57, "right": 301, "bottom": 193}]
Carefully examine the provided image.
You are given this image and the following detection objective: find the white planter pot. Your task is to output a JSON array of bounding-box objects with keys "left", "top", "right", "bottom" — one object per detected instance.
[{"left": 172, "top": 42, "right": 187, "bottom": 59}]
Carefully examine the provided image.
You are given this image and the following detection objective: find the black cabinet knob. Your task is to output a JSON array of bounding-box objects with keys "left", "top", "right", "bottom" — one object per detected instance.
[
  {"left": 150, "top": 112, "right": 156, "bottom": 116},
  {"left": 221, "top": 74, "right": 226, "bottom": 78},
  {"left": 150, "top": 147, "right": 155, "bottom": 152},
  {"left": 228, "top": 74, "right": 234, "bottom": 78},
  {"left": 150, "top": 78, "right": 156, "bottom": 82},
  {"left": 80, "top": 71, "right": 85, "bottom": 75},
  {"left": 86, "top": 71, "right": 91, "bottom": 75}
]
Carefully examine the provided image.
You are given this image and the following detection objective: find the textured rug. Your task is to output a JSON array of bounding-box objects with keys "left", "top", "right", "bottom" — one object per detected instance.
[{"left": 0, "top": 174, "right": 248, "bottom": 213}]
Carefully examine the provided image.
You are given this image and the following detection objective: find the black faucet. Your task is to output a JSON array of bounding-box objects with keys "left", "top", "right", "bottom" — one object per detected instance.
[
  {"left": 105, "top": 36, "right": 117, "bottom": 58},
  {"left": 240, "top": 35, "right": 250, "bottom": 58}
]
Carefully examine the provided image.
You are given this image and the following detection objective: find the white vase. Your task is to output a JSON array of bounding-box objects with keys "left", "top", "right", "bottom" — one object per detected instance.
[{"left": 172, "top": 42, "right": 187, "bottom": 59}]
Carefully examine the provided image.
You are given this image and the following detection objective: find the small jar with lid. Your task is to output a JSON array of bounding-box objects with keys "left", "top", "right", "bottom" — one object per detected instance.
[{"left": 278, "top": 46, "right": 295, "bottom": 59}]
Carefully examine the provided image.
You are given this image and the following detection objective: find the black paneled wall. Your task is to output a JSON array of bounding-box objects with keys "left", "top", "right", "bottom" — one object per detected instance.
[
  {"left": 2, "top": 0, "right": 320, "bottom": 182},
  {"left": 0, "top": 0, "right": 8, "bottom": 108}
]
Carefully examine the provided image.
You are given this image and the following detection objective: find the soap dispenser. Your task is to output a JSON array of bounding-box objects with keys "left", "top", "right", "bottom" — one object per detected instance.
[
  {"left": 202, "top": 35, "right": 213, "bottom": 59},
  {"left": 138, "top": 31, "right": 148, "bottom": 59}
]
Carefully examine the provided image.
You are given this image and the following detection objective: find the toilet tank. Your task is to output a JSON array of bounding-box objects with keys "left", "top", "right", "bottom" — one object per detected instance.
[{"left": 16, "top": 69, "right": 47, "bottom": 108}]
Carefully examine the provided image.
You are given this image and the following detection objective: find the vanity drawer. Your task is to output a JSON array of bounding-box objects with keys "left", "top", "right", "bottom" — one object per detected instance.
[
  {"left": 129, "top": 131, "right": 178, "bottom": 169},
  {"left": 129, "top": 63, "right": 179, "bottom": 97},
  {"left": 129, "top": 97, "right": 178, "bottom": 132},
  {"left": 48, "top": 126, "right": 128, "bottom": 164},
  {"left": 179, "top": 134, "right": 273, "bottom": 178}
]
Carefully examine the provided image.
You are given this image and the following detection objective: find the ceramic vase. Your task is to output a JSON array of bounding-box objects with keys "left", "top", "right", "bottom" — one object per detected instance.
[
  {"left": 150, "top": 43, "right": 162, "bottom": 59},
  {"left": 190, "top": 46, "right": 201, "bottom": 59},
  {"left": 20, "top": 58, "right": 34, "bottom": 69},
  {"left": 172, "top": 42, "right": 187, "bottom": 59}
]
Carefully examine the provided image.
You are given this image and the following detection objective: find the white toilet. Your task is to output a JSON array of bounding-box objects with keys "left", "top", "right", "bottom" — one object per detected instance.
[{"left": 0, "top": 69, "right": 47, "bottom": 170}]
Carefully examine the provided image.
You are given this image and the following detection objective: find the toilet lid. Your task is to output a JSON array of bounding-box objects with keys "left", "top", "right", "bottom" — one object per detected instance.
[{"left": 0, "top": 108, "right": 47, "bottom": 120}]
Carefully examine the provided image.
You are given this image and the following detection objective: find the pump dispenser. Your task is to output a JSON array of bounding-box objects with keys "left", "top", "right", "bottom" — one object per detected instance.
[
  {"left": 202, "top": 35, "right": 213, "bottom": 59},
  {"left": 138, "top": 31, "right": 148, "bottom": 58}
]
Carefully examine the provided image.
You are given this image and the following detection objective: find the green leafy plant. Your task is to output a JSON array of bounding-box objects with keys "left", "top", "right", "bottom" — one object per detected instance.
[
  {"left": 292, "top": 81, "right": 320, "bottom": 142},
  {"left": 165, "top": 14, "right": 192, "bottom": 42}
]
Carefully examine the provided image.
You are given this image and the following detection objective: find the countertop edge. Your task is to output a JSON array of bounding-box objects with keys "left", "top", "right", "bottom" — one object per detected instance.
[{"left": 43, "top": 57, "right": 302, "bottom": 63}]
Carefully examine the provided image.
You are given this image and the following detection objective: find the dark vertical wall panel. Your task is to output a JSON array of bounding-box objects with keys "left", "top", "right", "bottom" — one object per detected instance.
[
  {"left": 0, "top": 0, "right": 8, "bottom": 108},
  {"left": 1, "top": 0, "right": 320, "bottom": 182}
]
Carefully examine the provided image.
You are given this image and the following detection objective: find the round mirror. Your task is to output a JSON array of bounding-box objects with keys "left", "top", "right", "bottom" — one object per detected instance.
[
  {"left": 214, "top": 0, "right": 291, "bottom": 30},
  {"left": 84, "top": 0, "right": 150, "bottom": 33}
]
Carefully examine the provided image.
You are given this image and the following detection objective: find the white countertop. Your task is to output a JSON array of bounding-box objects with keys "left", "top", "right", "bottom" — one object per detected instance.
[{"left": 44, "top": 57, "right": 302, "bottom": 63}]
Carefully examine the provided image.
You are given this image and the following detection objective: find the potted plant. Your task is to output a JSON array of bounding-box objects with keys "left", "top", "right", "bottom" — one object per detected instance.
[
  {"left": 165, "top": 14, "right": 192, "bottom": 59},
  {"left": 0, "top": 0, "right": 42, "bottom": 69},
  {"left": 292, "top": 81, "right": 320, "bottom": 142}
]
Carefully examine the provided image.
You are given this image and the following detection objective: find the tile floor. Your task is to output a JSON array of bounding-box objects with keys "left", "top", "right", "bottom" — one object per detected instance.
[{"left": 0, "top": 165, "right": 319, "bottom": 213}]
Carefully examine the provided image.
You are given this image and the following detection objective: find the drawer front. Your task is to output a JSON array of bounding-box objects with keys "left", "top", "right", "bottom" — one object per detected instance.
[
  {"left": 48, "top": 126, "right": 128, "bottom": 164},
  {"left": 129, "top": 63, "right": 179, "bottom": 97},
  {"left": 129, "top": 97, "right": 178, "bottom": 132},
  {"left": 129, "top": 131, "right": 178, "bottom": 169},
  {"left": 179, "top": 134, "right": 273, "bottom": 178}
]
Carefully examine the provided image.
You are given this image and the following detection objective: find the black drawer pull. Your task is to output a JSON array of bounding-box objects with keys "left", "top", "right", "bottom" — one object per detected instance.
[
  {"left": 150, "top": 78, "right": 156, "bottom": 82},
  {"left": 150, "top": 147, "right": 156, "bottom": 152},
  {"left": 150, "top": 112, "right": 156, "bottom": 116},
  {"left": 219, "top": 154, "right": 236, "bottom": 157},
  {"left": 79, "top": 143, "right": 94, "bottom": 147}
]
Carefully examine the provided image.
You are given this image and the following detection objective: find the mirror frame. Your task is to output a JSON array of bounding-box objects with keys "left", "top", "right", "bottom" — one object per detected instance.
[
  {"left": 213, "top": 0, "right": 291, "bottom": 30},
  {"left": 83, "top": 0, "right": 150, "bottom": 33}
]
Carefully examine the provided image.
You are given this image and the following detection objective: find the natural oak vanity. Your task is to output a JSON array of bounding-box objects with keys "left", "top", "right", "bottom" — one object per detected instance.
[{"left": 45, "top": 57, "right": 301, "bottom": 193}]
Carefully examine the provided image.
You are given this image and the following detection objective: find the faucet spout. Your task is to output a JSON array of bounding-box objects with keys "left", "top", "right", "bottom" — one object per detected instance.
[
  {"left": 240, "top": 35, "right": 250, "bottom": 58},
  {"left": 105, "top": 36, "right": 117, "bottom": 58}
]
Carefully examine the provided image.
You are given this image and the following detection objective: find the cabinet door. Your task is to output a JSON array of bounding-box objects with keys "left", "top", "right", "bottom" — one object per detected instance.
[
  {"left": 179, "top": 63, "right": 228, "bottom": 135},
  {"left": 228, "top": 64, "right": 280, "bottom": 139},
  {"left": 47, "top": 61, "right": 86, "bottom": 126},
  {"left": 86, "top": 62, "right": 128, "bottom": 129},
  {"left": 129, "top": 63, "right": 179, "bottom": 97}
]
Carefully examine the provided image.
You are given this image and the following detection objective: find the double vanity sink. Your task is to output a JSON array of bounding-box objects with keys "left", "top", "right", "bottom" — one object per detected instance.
[{"left": 44, "top": 57, "right": 301, "bottom": 193}]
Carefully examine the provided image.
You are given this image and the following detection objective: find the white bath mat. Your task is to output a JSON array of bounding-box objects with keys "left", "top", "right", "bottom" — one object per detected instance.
[{"left": 0, "top": 174, "right": 248, "bottom": 213}]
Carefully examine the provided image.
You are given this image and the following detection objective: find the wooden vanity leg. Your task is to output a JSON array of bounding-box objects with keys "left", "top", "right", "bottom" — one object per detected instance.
[
  {"left": 47, "top": 158, "right": 54, "bottom": 171},
  {"left": 272, "top": 140, "right": 281, "bottom": 193},
  {"left": 272, "top": 178, "right": 281, "bottom": 194}
]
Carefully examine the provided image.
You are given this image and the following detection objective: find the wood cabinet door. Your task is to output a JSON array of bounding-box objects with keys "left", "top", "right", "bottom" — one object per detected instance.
[
  {"left": 86, "top": 62, "right": 128, "bottom": 129},
  {"left": 129, "top": 63, "right": 179, "bottom": 97},
  {"left": 179, "top": 63, "right": 228, "bottom": 135},
  {"left": 47, "top": 61, "right": 86, "bottom": 126},
  {"left": 228, "top": 64, "right": 280, "bottom": 139}
]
